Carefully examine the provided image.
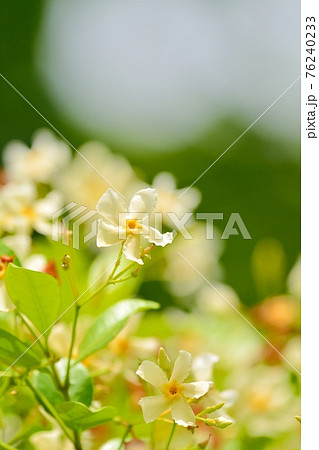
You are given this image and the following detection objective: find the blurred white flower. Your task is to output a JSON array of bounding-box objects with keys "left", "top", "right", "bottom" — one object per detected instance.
[
  {"left": 96, "top": 188, "right": 173, "bottom": 264},
  {"left": 0, "top": 182, "right": 62, "bottom": 236},
  {"left": 192, "top": 353, "right": 236, "bottom": 425},
  {"left": 109, "top": 316, "right": 159, "bottom": 359},
  {"left": 3, "top": 129, "right": 71, "bottom": 184},
  {"left": 231, "top": 365, "right": 299, "bottom": 437},
  {"left": 30, "top": 429, "right": 74, "bottom": 450},
  {"left": 152, "top": 172, "right": 201, "bottom": 225},
  {"left": 164, "top": 223, "right": 223, "bottom": 296},
  {"left": 57, "top": 141, "right": 142, "bottom": 209},
  {"left": 137, "top": 350, "right": 211, "bottom": 427},
  {"left": 192, "top": 353, "right": 220, "bottom": 382},
  {"left": 196, "top": 283, "right": 241, "bottom": 316}
]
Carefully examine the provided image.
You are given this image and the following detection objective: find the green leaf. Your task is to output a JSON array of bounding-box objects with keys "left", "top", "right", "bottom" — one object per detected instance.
[
  {"left": 77, "top": 299, "right": 160, "bottom": 361},
  {"left": 56, "top": 359, "right": 93, "bottom": 407},
  {"left": 32, "top": 359, "right": 93, "bottom": 407},
  {"left": 0, "top": 240, "right": 21, "bottom": 266},
  {"left": 0, "top": 329, "right": 42, "bottom": 368},
  {"left": 5, "top": 264, "right": 61, "bottom": 336},
  {"left": 56, "top": 401, "right": 116, "bottom": 431},
  {"left": 31, "top": 371, "right": 65, "bottom": 407},
  {"left": 0, "top": 441, "right": 17, "bottom": 450}
]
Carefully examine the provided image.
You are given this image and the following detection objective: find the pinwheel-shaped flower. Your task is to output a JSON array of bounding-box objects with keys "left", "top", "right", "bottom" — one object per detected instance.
[
  {"left": 137, "top": 350, "right": 211, "bottom": 427},
  {"left": 96, "top": 188, "right": 173, "bottom": 264}
]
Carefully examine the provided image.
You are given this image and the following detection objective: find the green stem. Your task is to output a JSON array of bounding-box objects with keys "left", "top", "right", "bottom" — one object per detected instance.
[
  {"left": 112, "top": 261, "right": 136, "bottom": 280},
  {"left": 24, "top": 378, "right": 74, "bottom": 444},
  {"left": 119, "top": 424, "right": 132, "bottom": 449},
  {"left": 110, "top": 275, "right": 133, "bottom": 284},
  {"left": 73, "top": 430, "right": 83, "bottom": 450},
  {"left": 109, "top": 242, "right": 124, "bottom": 280},
  {"left": 165, "top": 422, "right": 176, "bottom": 450},
  {"left": 16, "top": 311, "right": 48, "bottom": 357},
  {"left": 79, "top": 245, "right": 129, "bottom": 307},
  {"left": 64, "top": 304, "right": 80, "bottom": 390}
]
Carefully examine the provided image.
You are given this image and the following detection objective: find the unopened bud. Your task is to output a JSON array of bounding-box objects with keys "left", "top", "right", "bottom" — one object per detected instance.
[
  {"left": 158, "top": 347, "right": 172, "bottom": 375},
  {"left": 61, "top": 254, "right": 71, "bottom": 270},
  {"left": 204, "top": 416, "right": 232, "bottom": 429},
  {"left": 202, "top": 402, "right": 225, "bottom": 414}
]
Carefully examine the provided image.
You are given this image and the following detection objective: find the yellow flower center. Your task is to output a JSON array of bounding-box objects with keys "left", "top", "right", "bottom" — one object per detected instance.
[
  {"left": 163, "top": 380, "right": 183, "bottom": 398},
  {"left": 22, "top": 206, "right": 36, "bottom": 219},
  {"left": 126, "top": 219, "right": 142, "bottom": 232},
  {"left": 249, "top": 392, "right": 271, "bottom": 412}
]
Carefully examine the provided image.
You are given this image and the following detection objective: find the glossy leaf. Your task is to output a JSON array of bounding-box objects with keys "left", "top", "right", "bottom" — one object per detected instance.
[
  {"left": 56, "top": 401, "right": 116, "bottom": 431},
  {"left": 5, "top": 264, "right": 61, "bottom": 336},
  {"left": 32, "top": 359, "right": 93, "bottom": 408},
  {"left": 56, "top": 358, "right": 93, "bottom": 407},
  {"left": 0, "top": 329, "right": 42, "bottom": 368},
  {"left": 77, "top": 299, "right": 160, "bottom": 361},
  {"left": 31, "top": 371, "right": 65, "bottom": 407}
]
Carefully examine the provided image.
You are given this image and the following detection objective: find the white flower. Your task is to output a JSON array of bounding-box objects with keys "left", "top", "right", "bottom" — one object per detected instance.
[
  {"left": 152, "top": 172, "right": 201, "bottom": 225},
  {"left": 96, "top": 188, "right": 173, "bottom": 264},
  {"left": 192, "top": 353, "right": 236, "bottom": 425},
  {"left": 0, "top": 182, "right": 62, "bottom": 236},
  {"left": 57, "top": 141, "right": 143, "bottom": 210},
  {"left": 136, "top": 350, "right": 211, "bottom": 427},
  {"left": 3, "top": 129, "right": 71, "bottom": 184},
  {"left": 164, "top": 223, "right": 223, "bottom": 296}
]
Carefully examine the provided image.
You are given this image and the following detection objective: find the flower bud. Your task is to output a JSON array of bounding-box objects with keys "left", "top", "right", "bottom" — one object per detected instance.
[
  {"left": 61, "top": 254, "right": 71, "bottom": 270},
  {"left": 206, "top": 416, "right": 233, "bottom": 429},
  {"left": 202, "top": 402, "right": 225, "bottom": 414},
  {"left": 158, "top": 347, "right": 172, "bottom": 375}
]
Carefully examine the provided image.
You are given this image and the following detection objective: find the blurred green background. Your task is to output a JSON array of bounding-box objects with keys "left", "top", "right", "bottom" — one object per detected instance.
[{"left": 0, "top": 0, "right": 300, "bottom": 307}]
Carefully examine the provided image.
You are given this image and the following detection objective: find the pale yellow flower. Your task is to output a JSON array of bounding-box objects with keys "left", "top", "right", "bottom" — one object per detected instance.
[
  {"left": 152, "top": 172, "right": 201, "bottom": 225},
  {"left": 137, "top": 350, "right": 211, "bottom": 427},
  {"left": 57, "top": 141, "right": 142, "bottom": 210},
  {"left": 0, "top": 182, "right": 62, "bottom": 236},
  {"left": 96, "top": 188, "right": 173, "bottom": 264},
  {"left": 3, "top": 129, "right": 71, "bottom": 184}
]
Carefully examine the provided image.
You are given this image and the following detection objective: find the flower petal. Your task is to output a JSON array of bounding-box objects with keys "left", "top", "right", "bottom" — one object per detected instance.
[
  {"left": 96, "top": 189, "right": 126, "bottom": 225},
  {"left": 192, "top": 353, "right": 220, "bottom": 381},
  {"left": 136, "top": 360, "right": 168, "bottom": 389},
  {"left": 139, "top": 396, "right": 172, "bottom": 423},
  {"left": 96, "top": 220, "right": 121, "bottom": 247},
  {"left": 170, "top": 350, "right": 192, "bottom": 383},
  {"left": 171, "top": 395, "right": 196, "bottom": 427},
  {"left": 182, "top": 381, "right": 211, "bottom": 399},
  {"left": 123, "top": 235, "right": 143, "bottom": 264},
  {"left": 128, "top": 188, "right": 157, "bottom": 216},
  {"left": 146, "top": 227, "right": 174, "bottom": 247}
]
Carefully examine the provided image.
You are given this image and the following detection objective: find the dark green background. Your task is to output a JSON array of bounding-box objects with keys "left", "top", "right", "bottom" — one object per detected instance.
[{"left": 0, "top": 0, "right": 300, "bottom": 306}]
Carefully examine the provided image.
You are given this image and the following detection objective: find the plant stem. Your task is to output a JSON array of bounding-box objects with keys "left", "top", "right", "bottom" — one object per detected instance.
[
  {"left": 16, "top": 311, "right": 48, "bottom": 357},
  {"left": 24, "top": 377, "right": 75, "bottom": 444},
  {"left": 165, "top": 422, "right": 176, "bottom": 450},
  {"left": 119, "top": 424, "right": 132, "bottom": 449},
  {"left": 79, "top": 245, "right": 134, "bottom": 308},
  {"left": 73, "top": 430, "right": 83, "bottom": 450},
  {"left": 64, "top": 304, "right": 80, "bottom": 390},
  {"left": 112, "top": 261, "right": 136, "bottom": 280}
]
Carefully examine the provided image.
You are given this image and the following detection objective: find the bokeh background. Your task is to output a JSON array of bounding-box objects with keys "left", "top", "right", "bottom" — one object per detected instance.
[
  {"left": 0, "top": 0, "right": 300, "bottom": 306},
  {"left": 0, "top": 1, "right": 300, "bottom": 448}
]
